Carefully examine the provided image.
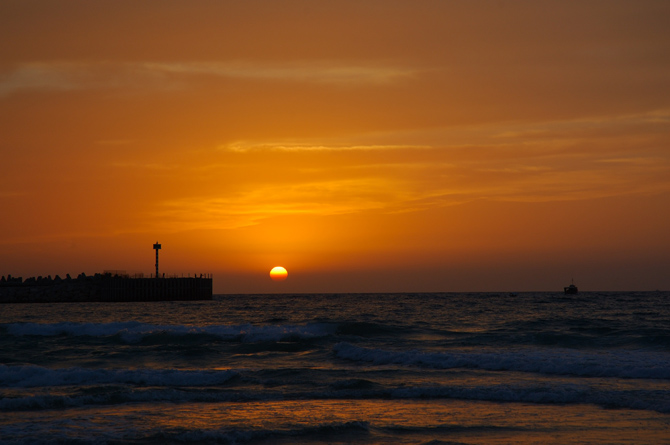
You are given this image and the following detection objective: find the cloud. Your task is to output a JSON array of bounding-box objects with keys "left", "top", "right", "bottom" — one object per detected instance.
[
  {"left": 224, "top": 141, "right": 431, "bottom": 152},
  {"left": 143, "top": 61, "right": 416, "bottom": 85},
  {"left": 218, "top": 109, "right": 670, "bottom": 157},
  {"left": 152, "top": 178, "right": 397, "bottom": 231},
  {"left": 0, "top": 60, "right": 416, "bottom": 96},
  {"left": 0, "top": 63, "right": 85, "bottom": 96},
  {"left": 147, "top": 133, "right": 670, "bottom": 233},
  {"left": 150, "top": 108, "right": 668, "bottom": 231}
]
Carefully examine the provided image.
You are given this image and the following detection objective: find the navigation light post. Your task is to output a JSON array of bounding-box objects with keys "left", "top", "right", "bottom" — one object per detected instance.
[{"left": 153, "top": 242, "right": 161, "bottom": 278}]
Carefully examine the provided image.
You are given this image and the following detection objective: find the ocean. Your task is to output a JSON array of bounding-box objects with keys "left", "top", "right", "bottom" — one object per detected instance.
[{"left": 1, "top": 292, "right": 669, "bottom": 444}]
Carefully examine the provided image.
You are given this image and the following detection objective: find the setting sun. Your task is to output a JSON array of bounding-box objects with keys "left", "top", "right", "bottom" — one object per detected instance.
[{"left": 269, "top": 267, "right": 288, "bottom": 281}]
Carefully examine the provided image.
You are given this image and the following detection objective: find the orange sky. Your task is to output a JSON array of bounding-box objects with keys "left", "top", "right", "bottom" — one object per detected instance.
[{"left": 1, "top": 1, "right": 669, "bottom": 292}]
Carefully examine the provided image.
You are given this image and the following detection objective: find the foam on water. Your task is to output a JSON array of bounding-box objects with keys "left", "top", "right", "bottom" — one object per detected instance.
[
  {"left": 3, "top": 356, "right": 669, "bottom": 415},
  {"left": 333, "top": 342, "right": 670, "bottom": 380},
  {"left": 3, "top": 374, "right": 669, "bottom": 414}
]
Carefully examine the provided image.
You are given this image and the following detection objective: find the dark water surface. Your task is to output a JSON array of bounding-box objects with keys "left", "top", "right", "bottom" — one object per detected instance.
[{"left": 1, "top": 292, "right": 669, "bottom": 444}]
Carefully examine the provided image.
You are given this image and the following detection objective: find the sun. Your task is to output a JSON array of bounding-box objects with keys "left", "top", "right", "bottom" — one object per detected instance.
[{"left": 269, "top": 266, "right": 288, "bottom": 281}]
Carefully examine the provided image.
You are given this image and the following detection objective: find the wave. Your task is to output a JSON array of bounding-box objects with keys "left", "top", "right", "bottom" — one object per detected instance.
[
  {"left": 1, "top": 321, "right": 334, "bottom": 343},
  {"left": 0, "top": 387, "right": 270, "bottom": 412},
  {"left": 3, "top": 373, "right": 668, "bottom": 415},
  {"left": 488, "top": 318, "right": 670, "bottom": 350},
  {"left": 0, "top": 364, "right": 239, "bottom": 388},
  {"left": 449, "top": 328, "right": 670, "bottom": 351},
  {"left": 141, "top": 421, "right": 370, "bottom": 445},
  {"left": 388, "top": 384, "right": 670, "bottom": 414},
  {"left": 333, "top": 342, "right": 670, "bottom": 380},
  {"left": 334, "top": 321, "right": 402, "bottom": 337},
  {"left": 0, "top": 421, "right": 371, "bottom": 445}
]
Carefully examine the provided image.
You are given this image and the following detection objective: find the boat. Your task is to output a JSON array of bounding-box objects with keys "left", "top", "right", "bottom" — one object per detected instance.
[{"left": 564, "top": 279, "right": 578, "bottom": 294}]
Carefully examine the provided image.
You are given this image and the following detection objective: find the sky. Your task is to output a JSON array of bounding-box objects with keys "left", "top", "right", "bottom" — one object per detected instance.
[{"left": 1, "top": 0, "right": 669, "bottom": 293}]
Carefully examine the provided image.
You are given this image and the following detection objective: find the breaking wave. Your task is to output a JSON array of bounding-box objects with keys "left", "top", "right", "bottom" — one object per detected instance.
[
  {"left": 333, "top": 342, "right": 670, "bottom": 380},
  {"left": 2, "top": 365, "right": 668, "bottom": 414}
]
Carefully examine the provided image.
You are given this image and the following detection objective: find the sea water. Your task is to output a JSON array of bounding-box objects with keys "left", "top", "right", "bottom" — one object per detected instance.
[{"left": 1, "top": 292, "right": 669, "bottom": 444}]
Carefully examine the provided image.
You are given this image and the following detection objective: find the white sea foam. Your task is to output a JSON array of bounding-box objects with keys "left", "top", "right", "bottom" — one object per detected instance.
[{"left": 333, "top": 342, "right": 670, "bottom": 380}]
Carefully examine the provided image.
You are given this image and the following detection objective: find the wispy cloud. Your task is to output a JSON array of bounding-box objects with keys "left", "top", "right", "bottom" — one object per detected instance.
[
  {"left": 153, "top": 178, "right": 396, "bottom": 230},
  {"left": 0, "top": 60, "right": 417, "bottom": 96},
  {"left": 146, "top": 147, "right": 670, "bottom": 234},
  {"left": 89, "top": 107, "right": 670, "bottom": 234},
  {"left": 143, "top": 61, "right": 416, "bottom": 85},
  {"left": 0, "top": 63, "right": 89, "bottom": 96},
  {"left": 219, "top": 109, "right": 670, "bottom": 155},
  {"left": 225, "top": 140, "right": 431, "bottom": 152}
]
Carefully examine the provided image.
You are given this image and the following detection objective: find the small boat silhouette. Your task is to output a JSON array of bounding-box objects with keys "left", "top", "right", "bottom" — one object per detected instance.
[{"left": 564, "top": 279, "right": 578, "bottom": 294}]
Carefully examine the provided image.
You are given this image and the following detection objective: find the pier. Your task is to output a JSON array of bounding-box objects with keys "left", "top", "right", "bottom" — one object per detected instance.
[
  {"left": 0, "top": 242, "right": 213, "bottom": 303},
  {"left": 0, "top": 272, "right": 213, "bottom": 303}
]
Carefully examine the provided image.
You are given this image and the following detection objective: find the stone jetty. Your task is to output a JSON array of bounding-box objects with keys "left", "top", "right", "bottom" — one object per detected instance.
[{"left": 0, "top": 272, "right": 213, "bottom": 303}]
